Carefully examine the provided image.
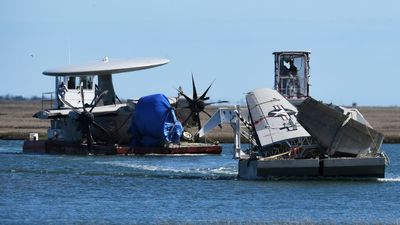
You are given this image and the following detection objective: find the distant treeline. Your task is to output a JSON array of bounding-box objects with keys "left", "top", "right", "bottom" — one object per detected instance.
[{"left": 0, "top": 95, "right": 42, "bottom": 101}]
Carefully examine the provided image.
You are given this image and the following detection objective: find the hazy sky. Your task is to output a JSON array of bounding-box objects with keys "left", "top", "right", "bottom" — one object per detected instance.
[{"left": 1, "top": 0, "right": 399, "bottom": 106}]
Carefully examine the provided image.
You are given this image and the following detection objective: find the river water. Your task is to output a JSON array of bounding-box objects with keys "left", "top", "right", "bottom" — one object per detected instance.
[{"left": 0, "top": 140, "right": 399, "bottom": 224}]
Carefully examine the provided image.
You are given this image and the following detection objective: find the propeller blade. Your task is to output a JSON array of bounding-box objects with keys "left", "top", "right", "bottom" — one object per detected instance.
[
  {"left": 89, "top": 96, "right": 96, "bottom": 106},
  {"left": 92, "top": 121, "right": 113, "bottom": 143},
  {"left": 89, "top": 84, "right": 101, "bottom": 106},
  {"left": 177, "top": 86, "right": 183, "bottom": 96},
  {"left": 191, "top": 73, "right": 198, "bottom": 100},
  {"left": 204, "top": 100, "right": 229, "bottom": 106},
  {"left": 92, "top": 121, "right": 109, "bottom": 136},
  {"left": 177, "top": 88, "right": 193, "bottom": 103},
  {"left": 197, "top": 112, "right": 202, "bottom": 130},
  {"left": 85, "top": 123, "right": 93, "bottom": 152},
  {"left": 202, "top": 110, "right": 212, "bottom": 118},
  {"left": 58, "top": 94, "right": 81, "bottom": 113},
  {"left": 79, "top": 82, "right": 87, "bottom": 112},
  {"left": 182, "top": 111, "right": 194, "bottom": 127},
  {"left": 199, "top": 79, "right": 215, "bottom": 100},
  {"left": 181, "top": 106, "right": 193, "bottom": 109},
  {"left": 89, "top": 90, "right": 109, "bottom": 112}
]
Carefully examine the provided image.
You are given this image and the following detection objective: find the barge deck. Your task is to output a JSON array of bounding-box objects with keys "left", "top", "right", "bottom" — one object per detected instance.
[{"left": 23, "top": 140, "right": 222, "bottom": 155}]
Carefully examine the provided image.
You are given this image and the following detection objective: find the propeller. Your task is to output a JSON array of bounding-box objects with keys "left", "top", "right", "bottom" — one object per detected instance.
[
  {"left": 59, "top": 82, "right": 110, "bottom": 152},
  {"left": 178, "top": 74, "right": 228, "bottom": 131}
]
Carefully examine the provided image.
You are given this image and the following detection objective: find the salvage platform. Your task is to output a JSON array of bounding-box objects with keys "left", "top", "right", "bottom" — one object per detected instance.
[{"left": 23, "top": 140, "right": 222, "bottom": 155}]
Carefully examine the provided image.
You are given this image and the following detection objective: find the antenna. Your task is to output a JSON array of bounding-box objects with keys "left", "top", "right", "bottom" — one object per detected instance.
[{"left": 68, "top": 44, "right": 71, "bottom": 64}]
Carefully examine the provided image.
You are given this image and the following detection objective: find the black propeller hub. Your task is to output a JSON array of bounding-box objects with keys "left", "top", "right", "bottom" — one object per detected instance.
[
  {"left": 193, "top": 100, "right": 205, "bottom": 112},
  {"left": 81, "top": 111, "right": 94, "bottom": 124},
  {"left": 60, "top": 83, "right": 111, "bottom": 152}
]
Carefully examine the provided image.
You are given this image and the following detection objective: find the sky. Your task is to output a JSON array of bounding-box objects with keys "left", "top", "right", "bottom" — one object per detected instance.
[{"left": 0, "top": 0, "right": 399, "bottom": 106}]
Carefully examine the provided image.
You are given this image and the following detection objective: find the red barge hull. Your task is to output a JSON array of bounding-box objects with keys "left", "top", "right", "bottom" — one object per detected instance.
[{"left": 23, "top": 140, "right": 222, "bottom": 155}]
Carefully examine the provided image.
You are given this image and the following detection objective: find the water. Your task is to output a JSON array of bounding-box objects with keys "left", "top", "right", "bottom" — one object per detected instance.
[{"left": 1, "top": 140, "right": 399, "bottom": 224}]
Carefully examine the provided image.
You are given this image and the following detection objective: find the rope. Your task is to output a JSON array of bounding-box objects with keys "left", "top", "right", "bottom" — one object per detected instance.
[
  {"left": 114, "top": 113, "right": 133, "bottom": 144},
  {"left": 234, "top": 110, "right": 252, "bottom": 130},
  {"left": 262, "top": 150, "right": 290, "bottom": 160}
]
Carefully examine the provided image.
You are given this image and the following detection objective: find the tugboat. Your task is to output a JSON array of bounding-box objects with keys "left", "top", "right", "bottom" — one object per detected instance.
[
  {"left": 23, "top": 57, "right": 221, "bottom": 155},
  {"left": 198, "top": 51, "right": 388, "bottom": 179}
]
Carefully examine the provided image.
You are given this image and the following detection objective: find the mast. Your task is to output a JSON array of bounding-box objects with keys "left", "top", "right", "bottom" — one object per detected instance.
[{"left": 54, "top": 76, "right": 59, "bottom": 108}]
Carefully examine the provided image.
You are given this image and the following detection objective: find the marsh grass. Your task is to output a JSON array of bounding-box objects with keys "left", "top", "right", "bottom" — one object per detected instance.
[
  {"left": 0, "top": 100, "right": 49, "bottom": 139},
  {"left": 357, "top": 107, "right": 400, "bottom": 143},
  {"left": 0, "top": 100, "right": 399, "bottom": 143}
]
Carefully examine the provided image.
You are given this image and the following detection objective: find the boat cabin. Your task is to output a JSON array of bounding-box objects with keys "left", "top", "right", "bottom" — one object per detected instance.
[
  {"left": 55, "top": 75, "right": 96, "bottom": 108},
  {"left": 37, "top": 57, "right": 170, "bottom": 143}
]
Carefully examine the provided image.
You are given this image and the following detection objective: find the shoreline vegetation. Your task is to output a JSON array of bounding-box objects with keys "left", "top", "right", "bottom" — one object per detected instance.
[{"left": 1, "top": 99, "right": 399, "bottom": 143}]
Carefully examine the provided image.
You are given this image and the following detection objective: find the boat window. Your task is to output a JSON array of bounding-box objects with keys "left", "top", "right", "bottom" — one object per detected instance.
[
  {"left": 80, "top": 76, "right": 88, "bottom": 89},
  {"left": 73, "top": 76, "right": 93, "bottom": 90},
  {"left": 278, "top": 54, "right": 307, "bottom": 98},
  {"left": 63, "top": 76, "right": 94, "bottom": 90},
  {"left": 67, "top": 76, "right": 76, "bottom": 89},
  {"left": 87, "top": 76, "right": 93, "bottom": 89}
]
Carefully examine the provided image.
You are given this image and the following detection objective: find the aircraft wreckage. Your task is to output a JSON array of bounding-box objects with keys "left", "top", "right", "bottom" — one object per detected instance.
[
  {"left": 23, "top": 57, "right": 223, "bottom": 155},
  {"left": 198, "top": 51, "right": 389, "bottom": 179},
  {"left": 23, "top": 52, "right": 389, "bottom": 178}
]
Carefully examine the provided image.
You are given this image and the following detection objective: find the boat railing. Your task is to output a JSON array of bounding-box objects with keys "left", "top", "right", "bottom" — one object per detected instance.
[
  {"left": 41, "top": 92, "right": 55, "bottom": 110},
  {"left": 277, "top": 77, "right": 308, "bottom": 99}
]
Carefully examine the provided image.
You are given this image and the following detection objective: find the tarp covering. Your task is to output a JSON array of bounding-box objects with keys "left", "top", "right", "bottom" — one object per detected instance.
[{"left": 130, "top": 94, "right": 183, "bottom": 147}]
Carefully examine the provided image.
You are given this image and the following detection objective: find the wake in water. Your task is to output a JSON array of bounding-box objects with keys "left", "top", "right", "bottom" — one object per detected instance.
[
  {"left": 95, "top": 161, "right": 238, "bottom": 180},
  {"left": 96, "top": 161, "right": 400, "bottom": 182},
  {"left": 378, "top": 178, "right": 400, "bottom": 182},
  {"left": 378, "top": 172, "right": 400, "bottom": 182}
]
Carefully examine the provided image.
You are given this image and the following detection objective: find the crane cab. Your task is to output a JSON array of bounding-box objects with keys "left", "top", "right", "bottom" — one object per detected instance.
[{"left": 273, "top": 51, "right": 310, "bottom": 106}]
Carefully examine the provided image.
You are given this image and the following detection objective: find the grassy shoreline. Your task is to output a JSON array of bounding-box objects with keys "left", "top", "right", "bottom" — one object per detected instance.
[{"left": 1, "top": 100, "right": 399, "bottom": 143}]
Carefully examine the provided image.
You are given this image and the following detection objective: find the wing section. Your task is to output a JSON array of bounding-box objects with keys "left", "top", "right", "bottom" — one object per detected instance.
[
  {"left": 245, "top": 88, "right": 310, "bottom": 147},
  {"left": 33, "top": 104, "right": 125, "bottom": 119}
]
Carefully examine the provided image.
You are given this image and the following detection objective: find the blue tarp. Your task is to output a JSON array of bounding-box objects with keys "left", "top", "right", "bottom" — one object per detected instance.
[{"left": 130, "top": 94, "right": 183, "bottom": 147}]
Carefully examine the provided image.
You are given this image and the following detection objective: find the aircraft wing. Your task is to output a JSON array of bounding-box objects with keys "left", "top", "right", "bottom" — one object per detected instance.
[
  {"left": 245, "top": 88, "right": 310, "bottom": 147},
  {"left": 34, "top": 104, "right": 127, "bottom": 119}
]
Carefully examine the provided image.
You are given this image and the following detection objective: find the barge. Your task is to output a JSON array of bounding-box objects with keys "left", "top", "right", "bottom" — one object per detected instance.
[
  {"left": 198, "top": 51, "right": 388, "bottom": 179},
  {"left": 23, "top": 140, "right": 221, "bottom": 155},
  {"left": 23, "top": 57, "right": 222, "bottom": 155}
]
